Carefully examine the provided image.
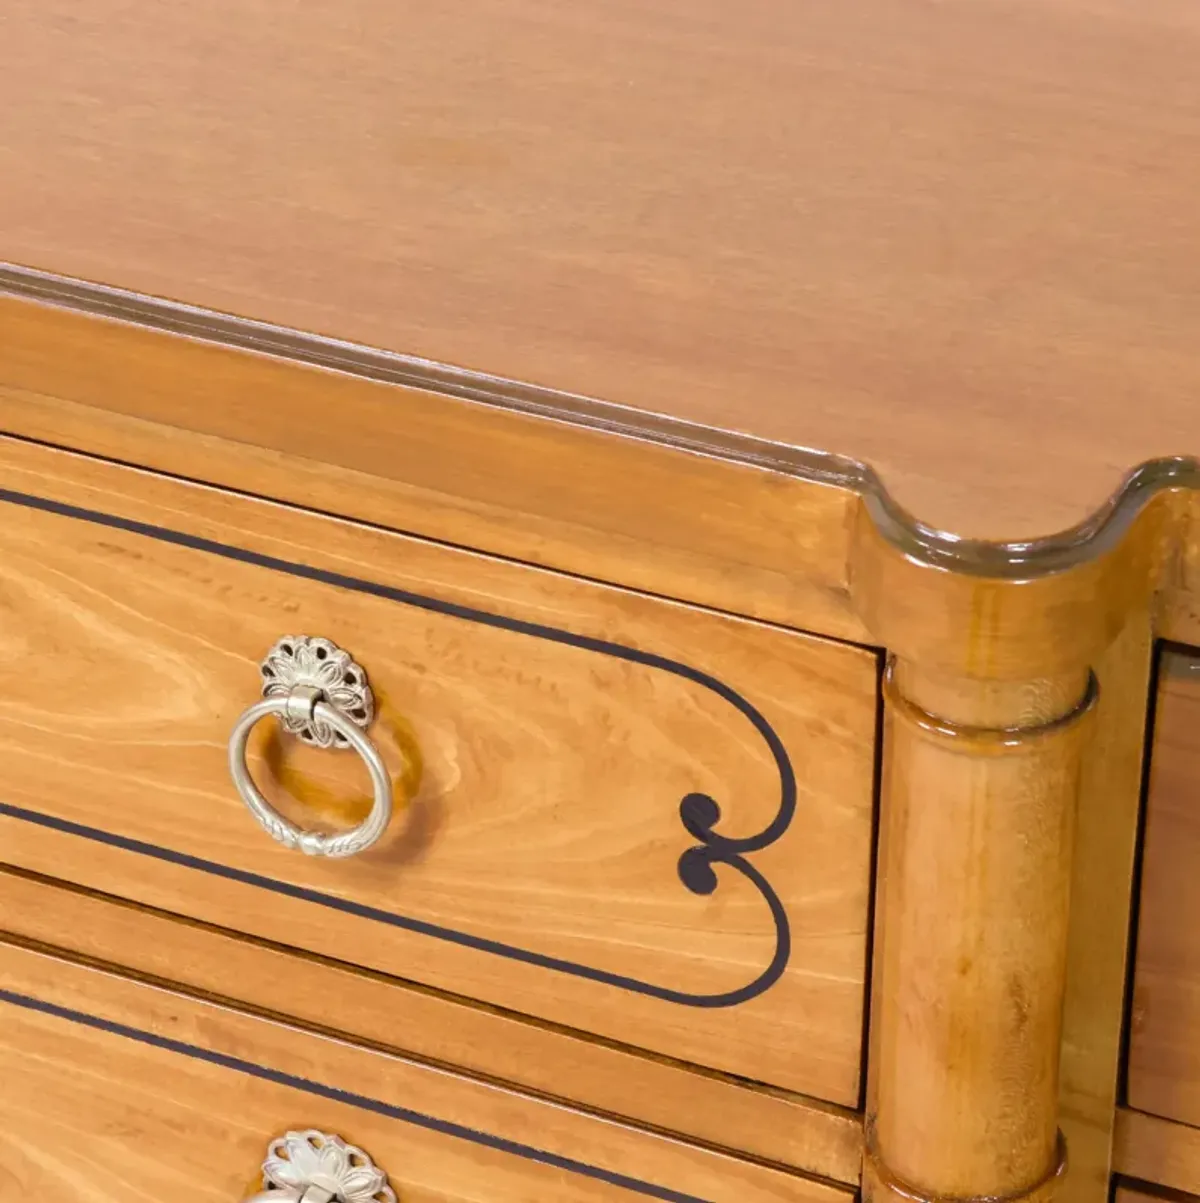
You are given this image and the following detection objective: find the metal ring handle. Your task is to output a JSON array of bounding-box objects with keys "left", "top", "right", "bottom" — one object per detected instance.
[{"left": 229, "top": 697, "right": 393, "bottom": 860}]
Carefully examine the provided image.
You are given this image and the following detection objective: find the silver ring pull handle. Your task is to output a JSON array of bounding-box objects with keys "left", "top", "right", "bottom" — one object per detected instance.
[
  {"left": 244, "top": 1129, "right": 398, "bottom": 1202},
  {"left": 228, "top": 636, "right": 393, "bottom": 859}
]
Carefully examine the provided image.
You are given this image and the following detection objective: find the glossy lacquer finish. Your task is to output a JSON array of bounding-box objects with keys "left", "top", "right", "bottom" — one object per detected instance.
[
  {"left": 4, "top": 1, "right": 1200, "bottom": 542},
  {"left": 7, "top": 7, "right": 1200, "bottom": 1183}
]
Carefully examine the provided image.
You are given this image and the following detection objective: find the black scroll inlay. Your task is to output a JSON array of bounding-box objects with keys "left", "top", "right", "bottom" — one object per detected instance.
[{"left": 0, "top": 486, "right": 796, "bottom": 1010}]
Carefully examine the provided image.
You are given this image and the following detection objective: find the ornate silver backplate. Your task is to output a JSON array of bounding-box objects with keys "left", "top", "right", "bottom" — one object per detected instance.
[
  {"left": 260, "top": 636, "right": 375, "bottom": 748},
  {"left": 247, "top": 1130, "right": 397, "bottom": 1203}
]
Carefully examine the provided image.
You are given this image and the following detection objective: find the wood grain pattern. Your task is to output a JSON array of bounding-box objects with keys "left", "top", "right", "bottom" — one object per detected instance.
[
  {"left": 1128, "top": 648, "right": 1200, "bottom": 1127},
  {"left": 1114, "top": 1108, "right": 1200, "bottom": 1196},
  {"left": 1162, "top": 490, "right": 1200, "bottom": 651},
  {"left": 848, "top": 495, "right": 1171, "bottom": 683},
  {"left": 3, "top": 321, "right": 1185, "bottom": 1201},
  {"left": 9, "top": 289, "right": 1200, "bottom": 670},
  {"left": 0, "top": 938, "right": 854, "bottom": 1203},
  {"left": 3, "top": 0, "right": 1200, "bottom": 541},
  {"left": 865, "top": 665, "right": 1090, "bottom": 1203},
  {"left": 0, "top": 865, "right": 864, "bottom": 1184},
  {"left": 1115, "top": 1182, "right": 1200, "bottom": 1203},
  {"left": 0, "top": 434, "right": 879, "bottom": 1106},
  {"left": 1057, "top": 610, "right": 1155, "bottom": 1203},
  {"left": 0, "top": 293, "right": 869, "bottom": 645}
]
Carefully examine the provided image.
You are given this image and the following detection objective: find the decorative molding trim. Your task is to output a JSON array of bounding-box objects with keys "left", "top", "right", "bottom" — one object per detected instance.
[
  {"left": 0, "top": 485, "right": 793, "bottom": 1009},
  {"left": 2, "top": 261, "right": 1198, "bottom": 581},
  {"left": 882, "top": 661, "right": 1100, "bottom": 749},
  {"left": 864, "top": 1126, "right": 1068, "bottom": 1203}
]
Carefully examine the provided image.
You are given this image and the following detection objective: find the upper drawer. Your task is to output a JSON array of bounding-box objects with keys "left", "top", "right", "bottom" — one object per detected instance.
[
  {"left": 0, "top": 437, "right": 879, "bottom": 1107},
  {"left": 1129, "top": 647, "right": 1200, "bottom": 1125}
]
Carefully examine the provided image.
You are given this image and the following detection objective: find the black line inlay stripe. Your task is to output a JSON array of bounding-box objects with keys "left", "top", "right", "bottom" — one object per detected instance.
[
  {"left": 0, "top": 986, "right": 713, "bottom": 1202},
  {"left": 0, "top": 485, "right": 796, "bottom": 1008}
]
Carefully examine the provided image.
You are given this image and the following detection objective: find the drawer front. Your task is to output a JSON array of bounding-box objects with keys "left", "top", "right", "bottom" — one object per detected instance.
[
  {"left": 1115, "top": 1185, "right": 1197, "bottom": 1203},
  {"left": 0, "top": 866, "right": 864, "bottom": 1182},
  {"left": 0, "top": 437, "right": 879, "bottom": 1105},
  {"left": 0, "top": 939, "right": 851, "bottom": 1203},
  {"left": 1129, "top": 647, "right": 1200, "bottom": 1125},
  {"left": 1115, "top": 1107, "right": 1200, "bottom": 1197}
]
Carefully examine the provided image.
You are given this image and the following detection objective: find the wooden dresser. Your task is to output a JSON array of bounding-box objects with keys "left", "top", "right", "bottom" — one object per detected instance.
[{"left": 2, "top": 2, "right": 1199, "bottom": 1201}]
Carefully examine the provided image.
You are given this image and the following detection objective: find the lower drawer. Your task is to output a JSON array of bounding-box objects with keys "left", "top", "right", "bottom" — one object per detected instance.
[
  {"left": 0, "top": 865, "right": 862, "bottom": 1182},
  {"left": 0, "top": 937, "right": 848, "bottom": 1203}
]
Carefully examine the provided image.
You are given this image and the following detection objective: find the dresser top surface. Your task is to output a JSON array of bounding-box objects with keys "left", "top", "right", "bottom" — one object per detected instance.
[{"left": 3, "top": 0, "right": 1199, "bottom": 543}]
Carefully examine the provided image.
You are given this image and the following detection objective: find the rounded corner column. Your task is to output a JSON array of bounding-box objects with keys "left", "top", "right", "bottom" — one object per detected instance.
[{"left": 864, "top": 657, "right": 1096, "bottom": 1203}]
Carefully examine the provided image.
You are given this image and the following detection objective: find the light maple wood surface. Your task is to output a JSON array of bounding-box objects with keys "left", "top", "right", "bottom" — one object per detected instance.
[
  {"left": 1128, "top": 648, "right": 1200, "bottom": 1127},
  {"left": 3, "top": 0, "right": 1200, "bottom": 542},
  {"left": 866, "top": 665, "right": 1090, "bottom": 1203},
  {"left": 0, "top": 938, "right": 852, "bottom": 1203},
  {"left": 0, "top": 434, "right": 879, "bottom": 1106},
  {"left": 1114, "top": 1108, "right": 1200, "bottom": 1196},
  {"left": 1115, "top": 1183, "right": 1199, "bottom": 1203},
  {"left": 0, "top": 866, "right": 863, "bottom": 1184},
  {"left": 0, "top": 293, "right": 869, "bottom": 644},
  {"left": 1057, "top": 611, "right": 1155, "bottom": 1203},
  {"left": 8, "top": 293, "right": 1200, "bottom": 662}
]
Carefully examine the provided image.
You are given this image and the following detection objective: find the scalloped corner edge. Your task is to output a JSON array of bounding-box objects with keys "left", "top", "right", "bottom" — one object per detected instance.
[{"left": 2, "top": 259, "right": 1197, "bottom": 582}]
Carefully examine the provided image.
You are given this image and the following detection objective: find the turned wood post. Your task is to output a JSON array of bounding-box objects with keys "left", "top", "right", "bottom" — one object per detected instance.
[
  {"left": 850, "top": 501, "right": 1164, "bottom": 1203},
  {"left": 866, "top": 662, "right": 1093, "bottom": 1200}
]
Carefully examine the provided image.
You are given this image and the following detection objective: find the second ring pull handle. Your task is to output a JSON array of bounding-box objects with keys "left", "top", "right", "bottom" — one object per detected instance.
[
  {"left": 228, "top": 636, "right": 393, "bottom": 858},
  {"left": 244, "top": 1129, "right": 398, "bottom": 1202}
]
